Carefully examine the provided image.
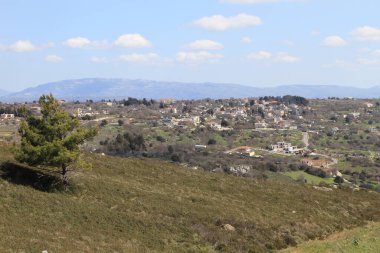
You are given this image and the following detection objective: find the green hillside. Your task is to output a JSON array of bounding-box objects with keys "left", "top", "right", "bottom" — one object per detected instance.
[
  {"left": 0, "top": 144, "right": 379, "bottom": 252},
  {"left": 281, "top": 222, "right": 380, "bottom": 253}
]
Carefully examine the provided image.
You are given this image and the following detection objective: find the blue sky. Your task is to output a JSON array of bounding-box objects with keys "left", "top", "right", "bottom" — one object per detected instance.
[{"left": 1, "top": 0, "right": 380, "bottom": 91}]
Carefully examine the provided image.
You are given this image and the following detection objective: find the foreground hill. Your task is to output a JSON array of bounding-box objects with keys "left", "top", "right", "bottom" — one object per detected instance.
[
  {"left": 281, "top": 222, "right": 380, "bottom": 253},
  {"left": 0, "top": 145, "right": 379, "bottom": 252},
  {"left": 2, "top": 78, "right": 380, "bottom": 102}
]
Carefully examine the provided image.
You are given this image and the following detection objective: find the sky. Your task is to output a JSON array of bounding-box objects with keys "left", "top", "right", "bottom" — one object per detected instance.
[{"left": 0, "top": 0, "right": 380, "bottom": 91}]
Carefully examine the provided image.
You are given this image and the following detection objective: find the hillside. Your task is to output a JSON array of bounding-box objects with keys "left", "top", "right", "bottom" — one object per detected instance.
[
  {"left": 281, "top": 222, "right": 380, "bottom": 253},
  {"left": 2, "top": 78, "right": 380, "bottom": 102},
  {"left": 0, "top": 144, "right": 379, "bottom": 252}
]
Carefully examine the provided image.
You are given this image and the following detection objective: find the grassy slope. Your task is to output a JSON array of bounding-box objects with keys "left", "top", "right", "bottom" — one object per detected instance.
[
  {"left": 284, "top": 171, "right": 335, "bottom": 185},
  {"left": 0, "top": 144, "right": 379, "bottom": 252},
  {"left": 281, "top": 222, "right": 380, "bottom": 253}
]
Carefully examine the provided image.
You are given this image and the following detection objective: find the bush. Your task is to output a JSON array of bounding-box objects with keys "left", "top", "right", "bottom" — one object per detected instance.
[
  {"left": 334, "top": 176, "right": 344, "bottom": 184},
  {"left": 288, "top": 163, "right": 299, "bottom": 171},
  {"left": 221, "top": 118, "right": 229, "bottom": 127},
  {"left": 81, "top": 115, "right": 95, "bottom": 120},
  {"left": 100, "top": 119, "right": 108, "bottom": 127},
  {"left": 207, "top": 139, "right": 217, "bottom": 145},
  {"left": 267, "top": 162, "right": 278, "bottom": 172},
  {"left": 156, "top": 136, "right": 166, "bottom": 142},
  {"left": 171, "top": 153, "right": 182, "bottom": 162},
  {"left": 305, "top": 166, "right": 328, "bottom": 178}
]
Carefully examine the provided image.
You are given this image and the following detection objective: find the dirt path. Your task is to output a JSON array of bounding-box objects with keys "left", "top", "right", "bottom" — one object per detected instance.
[
  {"left": 304, "top": 131, "right": 338, "bottom": 169},
  {"left": 302, "top": 132, "right": 309, "bottom": 149}
]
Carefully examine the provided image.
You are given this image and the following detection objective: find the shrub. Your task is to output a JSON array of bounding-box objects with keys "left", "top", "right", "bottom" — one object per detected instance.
[
  {"left": 100, "top": 119, "right": 108, "bottom": 127},
  {"left": 156, "top": 136, "right": 166, "bottom": 142},
  {"left": 171, "top": 153, "right": 182, "bottom": 162},
  {"left": 208, "top": 139, "right": 217, "bottom": 145},
  {"left": 334, "top": 176, "right": 344, "bottom": 184}
]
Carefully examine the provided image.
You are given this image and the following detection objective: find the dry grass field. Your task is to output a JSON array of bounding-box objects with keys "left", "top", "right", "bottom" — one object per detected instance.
[{"left": 0, "top": 144, "right": 379, "bottom": 252}]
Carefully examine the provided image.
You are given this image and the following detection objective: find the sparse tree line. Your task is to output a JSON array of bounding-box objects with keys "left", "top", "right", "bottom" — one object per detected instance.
[
  {"left": 99, "top": 132, "right": 146, "bottom": 155},
  {"left": 120, "top": 97, "right": 156, "bottom": 107},
  {"left": 258, "top": 95, "right": 309, "bottom": 106},
  {"left": 0, "top": 106, "right": 25, "bottom": 117}
]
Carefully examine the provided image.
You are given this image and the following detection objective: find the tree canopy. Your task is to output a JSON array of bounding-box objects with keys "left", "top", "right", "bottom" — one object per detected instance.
[{"left": 15, "top": 94, "right": 98, "bottom": 186}]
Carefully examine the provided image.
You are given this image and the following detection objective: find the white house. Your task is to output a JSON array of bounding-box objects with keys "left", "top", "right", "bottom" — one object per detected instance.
[{"left": 0, "top": 114, "right": 15, "bottom": 119}]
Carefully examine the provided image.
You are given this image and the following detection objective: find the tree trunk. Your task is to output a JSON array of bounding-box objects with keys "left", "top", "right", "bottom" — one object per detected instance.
[{"left": 61, "top": 164, "right": 68, "bottom": 189}]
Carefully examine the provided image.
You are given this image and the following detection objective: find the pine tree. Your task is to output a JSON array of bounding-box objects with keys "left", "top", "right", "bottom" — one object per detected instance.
[{"left": 15, "top": 95, "right": 98, "bottom": 187}]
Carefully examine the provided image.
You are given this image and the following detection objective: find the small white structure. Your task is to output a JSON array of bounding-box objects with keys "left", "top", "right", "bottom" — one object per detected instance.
[
  {"left": 368, "top": 127, "right": 379, "bottom": 133},
  {"left": 0, "top": 114, "right": 15, "bottom": 119},
  {"left": 255, "top": 122, "right": 268, "bottom": 129},
  {"left": 194, "top": 145, "right": 207, "bottom": 151}
]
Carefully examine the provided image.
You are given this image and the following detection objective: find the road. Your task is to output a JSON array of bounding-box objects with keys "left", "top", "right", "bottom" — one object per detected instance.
[{"left": 302, "top": 131, "right": 309, "bottom": 150}]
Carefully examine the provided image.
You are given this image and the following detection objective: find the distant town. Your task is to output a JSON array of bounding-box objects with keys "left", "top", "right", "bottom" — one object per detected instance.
[{"left": 1, "top": 95, "right": 379, "bottom": 192}]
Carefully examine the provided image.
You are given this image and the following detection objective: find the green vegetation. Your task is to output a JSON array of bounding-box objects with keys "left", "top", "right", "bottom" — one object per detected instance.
[
  {"left": 281, "top": 222, "right": 380, "bottom": 253},
  {"left": 15, "top": 95, "right": 97, "bottom": 186},
  {"left": 0, "top": 144, "right": 379, "bottom": 252},
  {"left": 284, "top": 171, "right": 335, "bottom": 185},
  {"left": 2, "top": 97, "right": 380, "bottom": 251}
]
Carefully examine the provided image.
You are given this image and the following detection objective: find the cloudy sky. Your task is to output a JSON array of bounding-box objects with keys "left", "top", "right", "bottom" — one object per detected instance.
[{"left": 1, "top": 0, "right": 380, "bottom": 91}]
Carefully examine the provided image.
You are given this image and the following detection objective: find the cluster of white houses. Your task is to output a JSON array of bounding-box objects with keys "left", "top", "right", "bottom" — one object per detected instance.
[{"left": 270, "top": 141, "right": 304, "bottom": 155}]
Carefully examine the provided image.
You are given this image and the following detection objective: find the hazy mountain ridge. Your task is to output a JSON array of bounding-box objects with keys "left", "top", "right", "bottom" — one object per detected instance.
[
  {"left": 1, "top": 78, "right": 380, "bottom": 102},
  {"left": 0, "top": 89, "right": 10, "bottom": 96}
]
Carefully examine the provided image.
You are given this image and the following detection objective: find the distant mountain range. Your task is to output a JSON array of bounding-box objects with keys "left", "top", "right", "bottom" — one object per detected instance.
[
  {"left": 0, "top": 89, "right": 10, "bottom": 96},
  {"left": 1, "top": 78, "right": 380, "bottom": 102}
]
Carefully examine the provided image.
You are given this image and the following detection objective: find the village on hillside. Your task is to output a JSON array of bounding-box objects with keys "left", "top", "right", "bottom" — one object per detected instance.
[{"left": 1, "top": 96, "right": 380, "bottom": 192}]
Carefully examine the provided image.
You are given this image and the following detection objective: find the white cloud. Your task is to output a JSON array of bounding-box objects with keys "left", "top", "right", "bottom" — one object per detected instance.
[
  {"left": 282, "top": 40, "right": 295, "bottom": 46},
  {"left": 356, "top": 49, "right": 380, "bottom": 65},
  {"left": 9, "top": 40, "right": 38, "bottom": 52},
  {"left": 64, "top": 37, "right": 91, "bottom": 48},
  {"left": 120, "top": 53, "right": 160, "bottom": 63},
  {"left": 241, "top": 36, "right": 253, "bottom": 44},
  {"left": 357, "top": 58, "right": 380, "bottom": 65},
  {"left": 114, "top": 34, "right": 152, "bottom": 48},
  {"left": 90, "top": 57, "right": 108, "bottom": 63},
  {"left": 357, "top": 48, "right": 371, "bottom": 54},
  {"left": 187, "top": 40, "right": 224, "bottom": 50},
  {"left": 3, "top": 40, "right": 53, "bottom": 52},
  {"left": 350, "top": 26, "right": 380, "bottom": 41},
  {"left": 221, "top": 0, "right": 299, "bottom": 3},
  {"left": 193, "top": 13, "right": 262, "bottom": 31},
  {"left": 322, "top": 36, "right": 347, "bottom": 47},
  {"left": 333, "top": 60, "right": 352, "bottom": 69},
  {"left": 275, "top": 52, "right": 300, "bottom": 63},
  {"left": 247, "top": 51, "right": 299, "bottom": 63},
  {"left": 45, "top": 54, "right": 63, "bottom": 63},
  {"left": 247, "top": 51, "right": 272, "bottom": 60},
  {"left": 310, "top": 30, "right": 321, "bottom": 37},
  {"left": 323, "top": 59, "right": 356, "bottom": 70},
  {"left": 63, "top": 37, "right": 109, "bottom": 49},
  {"left": 176, "top": 51, "right": 223, "bottom": 63},
  {"left": 42, "top": 42, "right": 55, "bottom": 49}
]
